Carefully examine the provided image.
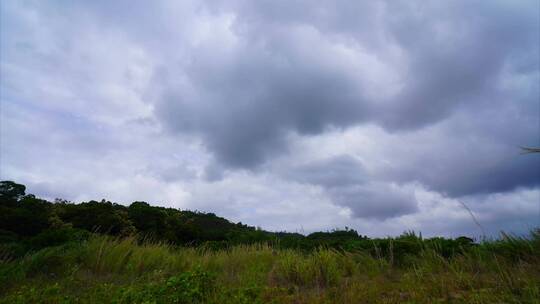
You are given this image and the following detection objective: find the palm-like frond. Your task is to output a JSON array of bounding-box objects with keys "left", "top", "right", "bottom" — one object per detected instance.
[{"left": 520, "top": 146, "right": 540, "bottom": 154}]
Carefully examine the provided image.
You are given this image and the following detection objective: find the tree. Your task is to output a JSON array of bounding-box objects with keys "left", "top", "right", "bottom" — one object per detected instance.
[{"left": 0, "top": 181, "right": 26, "bottom": 206}]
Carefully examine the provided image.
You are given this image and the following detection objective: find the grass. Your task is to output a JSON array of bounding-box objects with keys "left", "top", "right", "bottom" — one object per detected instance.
[{"left": 1, "top": 234, "right": 539, "bottom": 303}]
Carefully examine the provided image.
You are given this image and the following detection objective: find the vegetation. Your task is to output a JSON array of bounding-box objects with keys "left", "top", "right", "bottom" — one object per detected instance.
[{"left": 1, "top": 180, "right": 539, "bottom": 303}]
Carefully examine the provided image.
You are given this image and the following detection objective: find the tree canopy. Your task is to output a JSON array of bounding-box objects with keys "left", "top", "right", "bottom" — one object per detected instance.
[{"left": 1, "top": 180, "right": 478, "bottom": 259}]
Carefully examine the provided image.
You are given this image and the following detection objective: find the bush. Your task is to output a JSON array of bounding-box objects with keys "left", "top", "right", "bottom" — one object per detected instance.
[
  {"left": 163, "top": 267, "right": 216, "bottom": 303},
  {"left": 26, "top": 227, "right": 89, "bottom": 251}
]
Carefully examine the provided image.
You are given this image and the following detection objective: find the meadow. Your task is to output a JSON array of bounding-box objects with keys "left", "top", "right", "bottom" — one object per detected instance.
[{"left": 1, "top": 232, "right": 539, "bottom": 304}]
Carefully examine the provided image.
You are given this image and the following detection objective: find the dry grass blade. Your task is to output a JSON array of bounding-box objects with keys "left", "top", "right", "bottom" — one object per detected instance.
[{"left": 457, "top": 200, "right": 486, "bottom": 239}]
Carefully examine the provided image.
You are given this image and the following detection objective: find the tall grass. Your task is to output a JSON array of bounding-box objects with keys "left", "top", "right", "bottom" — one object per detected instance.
[{"left": 1, "top": 233, "right": 539, "bottom": 303}]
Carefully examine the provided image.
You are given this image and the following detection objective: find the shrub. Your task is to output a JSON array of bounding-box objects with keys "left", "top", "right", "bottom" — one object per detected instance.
[
  {"left": 26, "top": 227, "right": 89, "bottom": 251},
  {"left": 162, "top": 267, "right": 216, "bottom": 303}
]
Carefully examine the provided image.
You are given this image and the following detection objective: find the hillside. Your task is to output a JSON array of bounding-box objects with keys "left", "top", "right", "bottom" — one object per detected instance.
[{"left": 0, "top": 181, "right": 480, "bottom": 255}]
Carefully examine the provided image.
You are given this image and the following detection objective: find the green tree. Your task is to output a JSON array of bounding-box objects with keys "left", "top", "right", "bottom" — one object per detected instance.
[{"left": 0, "top": 181, "right": 26, "bottom": 206}]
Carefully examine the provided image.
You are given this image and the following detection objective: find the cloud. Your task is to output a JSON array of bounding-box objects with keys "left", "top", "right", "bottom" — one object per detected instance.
[
  {"left": 328, "top": 182, "right": 418, "bottom": 220},
  {"left": 1, "top": 0, "right": 538, "bottom": 237},
  {"left": 153, "top": 24, "right": 377, "bottom": 167},
  {"left": 285, "top": 155, "right": 367, "bottom": 187},
  {"left": 377, "top": 107, "right": 540, "bottom": 197},
  {"left": 152, "top": 0, "right": 538, "bottom": 171},
  {"left": 278, "top": 155, "right": 417, "bottom": 219}
]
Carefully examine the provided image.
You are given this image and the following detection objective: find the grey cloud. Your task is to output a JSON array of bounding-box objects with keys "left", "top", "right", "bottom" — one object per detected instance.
[
  {"left": 378, "top": 99, "right": 540, "bottom": 197},
  {"left": 425, "top": 154, "right": 540, "bottom": 197},
  {"left": 285, "top": 155, "right": 367, "bottom": 188},
  {"left": 282, "top": 155, "right": 416, "bottom": 219},
  {"left": 150, "top": 0, "right": 540, "bottom": 204},
  {"left": 24, "top": 181, "right": 73, "bottom": 201},
  {"left": 144, "top": 163, "right": 198, "bottom": 183},
  {"left": 379, "top": 1, "right": 539, "bottom": 130},
  {"left": 329, "top": 183, "right": 418, "bottom": 220},
  {"left": 153, "top": 0, "right": 538, "bottom": 173},
  {"left": 423, "top": 189, "right": 540, "bottom": 238},
  {"left": 155, "top": 36, "right": 372, "bottom": 168},
  {"left": 203, "top": 161, "right": 226, "bottom": 182}
]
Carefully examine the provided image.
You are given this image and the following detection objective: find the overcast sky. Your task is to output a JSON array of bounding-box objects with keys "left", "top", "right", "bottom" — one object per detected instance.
[{"left": 1, "top": 0, "right": 539, "bottom": 238}]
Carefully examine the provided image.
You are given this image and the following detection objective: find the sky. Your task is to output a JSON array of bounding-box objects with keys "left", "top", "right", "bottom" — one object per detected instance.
[{"left": 1, "top": 0, "right": 539, "bottom": 238}]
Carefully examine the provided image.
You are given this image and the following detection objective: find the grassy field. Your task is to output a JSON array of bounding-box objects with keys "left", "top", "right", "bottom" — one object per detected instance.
[{"left": 1, "top": 233, "right": 539, "bottom": 304}]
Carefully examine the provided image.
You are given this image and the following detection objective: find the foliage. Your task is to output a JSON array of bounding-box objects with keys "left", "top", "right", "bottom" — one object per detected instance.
[
  {"left": 1, "top": 180, "right": 539, "bottom": 302},
  {"left": 0, "top": 234, "right": 538, "bottom": 303},
  {"left": 0, "top": 180, "right": 535, "bottom": 260}
]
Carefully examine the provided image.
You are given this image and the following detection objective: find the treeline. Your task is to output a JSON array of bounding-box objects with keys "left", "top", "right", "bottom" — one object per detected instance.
[
  {"left": 1, "top": 181, "right": 272, "bottom": 254},
  {"left": 2, "top": 180, "right": 533, "bottom": 262}
]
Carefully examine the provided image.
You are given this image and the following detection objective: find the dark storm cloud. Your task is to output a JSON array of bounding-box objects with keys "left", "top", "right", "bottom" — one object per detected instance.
[
  {"left": 412, "top": 152, "right": 540, "bottom": 197},
  {"left": 154, "top": 37, "right": 372, "bottom": 167},
  {"left": 154, "top": 0, "right": 538, "bottom": 178},
  {"left": 376, "top": 1, "right": 538, "bottom": 129},
  {"left": 377, "top": 97, "right": 540, "bottom": 197},
  {"left": 328, "top": 183, "right": 418, "bottom": 220},
  {"left": 285, "top": 155, "right": 367, "bottom": 188},
  {"left": 282, "top": 155, "right": 418, "bottom": 219}
]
